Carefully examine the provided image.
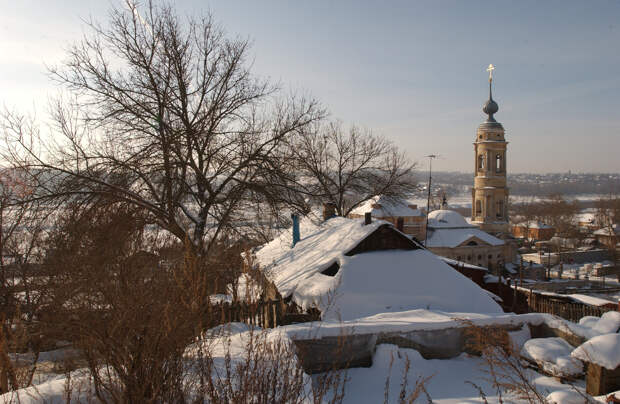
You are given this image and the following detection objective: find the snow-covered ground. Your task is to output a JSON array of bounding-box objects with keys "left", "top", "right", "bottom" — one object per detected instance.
[
  {"left": 2, "top": 311, "right": 620, "bottom": 403},
  {"left": 321, "top": 344, "right": 587, "bottom": 404}
]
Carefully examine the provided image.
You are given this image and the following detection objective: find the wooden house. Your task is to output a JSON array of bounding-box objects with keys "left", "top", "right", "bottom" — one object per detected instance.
[{"left": 253, "top": 214, "right": 502, "bottom": 321}]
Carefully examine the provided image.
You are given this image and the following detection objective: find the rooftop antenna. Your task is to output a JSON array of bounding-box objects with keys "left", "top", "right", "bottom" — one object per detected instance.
[{"left": 423, "top": 154, "right": 438, "bottom": 247}]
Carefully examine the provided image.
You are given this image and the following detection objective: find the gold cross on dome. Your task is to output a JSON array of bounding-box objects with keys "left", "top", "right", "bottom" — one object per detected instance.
[{"left": 486, "top": 64, "right": 495, "bottom": 82}]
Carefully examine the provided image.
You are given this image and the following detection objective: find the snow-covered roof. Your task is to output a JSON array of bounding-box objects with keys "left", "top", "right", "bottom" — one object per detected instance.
[
  {"left": 593, "top": 224, "right": 619, "bottom": 236},
  {"left": 255, "top": 216, "right": 387, "bottom": 299},
  {"left": 425, "top": 228, "right": 504, "bottom": 248},
  {"left": 254, "top": 216, "right": 502, "bottom": 320},
  {"left": 576, "top": 213, "right": 596, "bottom": 223},
  {"left": 439, "top": 256, "right": 488, "bottom": 271},
  {"left": 425, "top": 209, "right": 504, "bottom": 248},
  {"left": 427, "top": 209, "right": 470, "bottom": 228},
  {"left": 349, "top": 196, "right": 423, "bottom": 218},
  {"left": 514, "top": 221, "right": 553, "bottom": 229}
]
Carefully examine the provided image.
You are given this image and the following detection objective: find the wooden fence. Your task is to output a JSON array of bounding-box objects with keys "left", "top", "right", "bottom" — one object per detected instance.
[
  {"left": 523, "top": 291, "right": 614, "bottom": 322},
  {"left": 207, "top": 300, "right": 320, "bottom": 329},
  {"left": 479, "top": 280, "right": 617, "bottom": 322}
]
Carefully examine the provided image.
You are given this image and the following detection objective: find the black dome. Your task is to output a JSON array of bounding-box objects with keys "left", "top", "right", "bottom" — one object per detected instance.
[
  {"left": 483, "top": 99, "right": 498, "bottom": 116},
  {"left": 482, "top": 81, "right": 499, "bottom": 122}
]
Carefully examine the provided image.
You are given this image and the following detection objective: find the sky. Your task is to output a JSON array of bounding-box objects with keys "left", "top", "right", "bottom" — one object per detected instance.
[{"left": 1, "top": 1, "right": 619, "bottom": 173}]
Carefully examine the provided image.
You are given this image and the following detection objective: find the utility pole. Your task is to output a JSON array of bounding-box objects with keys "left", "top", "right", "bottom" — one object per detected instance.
[{"left": 423, "top": 154, "right": 438, "bottom": 247}]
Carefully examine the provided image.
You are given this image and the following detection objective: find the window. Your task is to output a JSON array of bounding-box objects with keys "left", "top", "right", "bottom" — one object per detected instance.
[
  {"left": 496, "top": 154, "right": 503, "bottom": 173},
  {"left": 488, "top": 254, "right": 492, "bottom": 260},
  {"left": 467, "top": 255, "right": 471, "bottom": 261},
  {"left": 321, "top": 262, "right": 340, "bottom": 277},
  {"left": 467, "top": 241, "right": 478, "bottom": 246},
  {"left": 477, "top": 254, "right": 482, "bottom": 260},
  {"left": 496, "top": 200, "right": 504, "bottom": 218},
  {"left": 457, "top": 256, "right": 462, "bottom": 260},
  {"left": 475, "top": 200, "right": 482, "bottom": 215},
  {"left": 478, "top": 153, "right": 485, "bottom": 170}
]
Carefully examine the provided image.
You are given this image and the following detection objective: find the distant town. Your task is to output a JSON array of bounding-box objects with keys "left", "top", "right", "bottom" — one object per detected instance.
[{"left": 417, "top": 171, "right": 620, "bottom": 201}]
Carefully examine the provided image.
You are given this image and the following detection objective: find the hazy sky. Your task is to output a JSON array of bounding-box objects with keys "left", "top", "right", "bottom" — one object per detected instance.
[{"left": 2, "top": 1, "right": 619, "bottom": 173}]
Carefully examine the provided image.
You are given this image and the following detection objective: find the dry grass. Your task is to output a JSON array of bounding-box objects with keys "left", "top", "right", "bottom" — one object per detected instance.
[{"left": 462, "top": 321, "right": 548, "bottom": 403}]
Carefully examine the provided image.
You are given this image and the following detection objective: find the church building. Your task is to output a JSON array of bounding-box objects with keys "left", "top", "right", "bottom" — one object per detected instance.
[
  {"left": 426, "top": 65, "right": 516, "bottom": 269},
  {"left": 470, "top": 64, "right": 510, "bottom": 234}
]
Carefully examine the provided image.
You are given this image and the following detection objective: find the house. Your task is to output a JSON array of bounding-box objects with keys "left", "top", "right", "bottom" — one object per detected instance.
[
  {"left": 512, "top": 221, "right": 555, "bottom": 241},
  {"left": 348, "top": 196, "right": 425, "bottom": 240},
  {"left": 593, "top": 224, "right": 619, "bottom": 248},
  {"left": 424, "top": 209, "right": 507, "bottom": 270},
  {"left": 576, "top": 212, "right": 598, "bottom": 231},
  {"left": 253, "top": 214, "right": 502, "bottom": 321}
]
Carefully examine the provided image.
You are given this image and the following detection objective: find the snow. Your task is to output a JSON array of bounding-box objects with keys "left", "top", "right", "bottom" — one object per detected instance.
[
  {"left": 255, "top": 216, "right": 385, "bottom": 299},
  {"left": 349, "top": 196, "right": 423, "bottom": 218},
  {"left": 255, "top": 215, "right": 501, "bottom": 320},
  {"left": 509, "top": 325, "right": 531, "bottom": 350},
  {"left": 427, "top": 209, "right": 471, "bottom": 228},
  {"left": 2, "top": 323, "right": 312, "bottom": 403},
  {"left": 440, "top": 256, "right": 488, "bottom": 271},
  {"left": 578, "top": 315, "right": 600, "bottom": 329},
  {"left": 425, "top": 209, "right": 504, "bottom": 248},
  {"left": 546, "top": 389, "right": 591, "bottom": 404},
  {"left": 304, "top": 249, "right": 502, "bottom": 320},
  {"left": 593, "top": 224, "right": 619, "bottom": 236},
  {"left": 572, "top": 333, "right": 620, "bottom": 370},
  {"left": 514, "top": 285, "right": 618, "bottom": 309},
  {"left": 590, "top": 311, "right": 620, "bottom": 334},
  {"left": 322, "top": 343, "right": 584, "bottom": 403},
  {"left": 520, "top": 338, "right": 583, "bottom": 378},
  {"left": 566, "top": 311, "right": 620, "bottom": 340},
  {"left": 209, "top": 293, "right": 233, "bottom": 304},
  {"left": 282, "top": 310, "right": 552, "bottom": 340},
  {"left": 567, "top": 294, "right": 615, "bottom": 307},
  {"left": 0, "top": 369, "right": 94, "bottom": 403},
  {"left": 425, "top": 227, "right": 504, "bottom": 248},
  {"left": 227, "top": 273, "right": 262, "bottom": 302}
]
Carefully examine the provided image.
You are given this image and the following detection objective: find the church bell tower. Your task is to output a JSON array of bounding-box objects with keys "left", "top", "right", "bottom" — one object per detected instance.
[{"left": 471, "top": 64, "right": 509, "bottom": 234}]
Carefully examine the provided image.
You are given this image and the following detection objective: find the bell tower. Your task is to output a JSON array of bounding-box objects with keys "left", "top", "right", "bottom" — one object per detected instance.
[{"left": 471, "top": 64, "right": 509, "bottom": 234}]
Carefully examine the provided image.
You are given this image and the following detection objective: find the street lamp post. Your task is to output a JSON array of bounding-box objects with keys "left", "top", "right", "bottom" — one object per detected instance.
[{"left": 423, "top": 154, "right": 438, "bottom": 247}]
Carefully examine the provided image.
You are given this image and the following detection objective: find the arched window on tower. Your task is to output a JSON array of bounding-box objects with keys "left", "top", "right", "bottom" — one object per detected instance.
[
  {"left": 496, "top": 153, "right": 503, "bottom": 173},
  {"left": 496, "top": 200, "right": 504, "bottom": 219},
  {"left": 478, "top": 153, "right": 485, "bottom": 171},
  {"left": 475, "top": 200, "right": 482, "bottom": 216}
]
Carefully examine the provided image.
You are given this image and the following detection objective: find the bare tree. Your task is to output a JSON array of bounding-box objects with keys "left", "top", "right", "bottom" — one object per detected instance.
[
  {"left": 286, "top": 121, "right": 416, "bottom": 217},
  {"left": 0, "top": 168, "right": 51, "bottom": 393},
  {"left": 595, "top": 195, "right": 619, "bottom": 280},
  {"left": 1, "top": 1, "right": 322, "bottom": 257},
  {"left": 540, "top": 194, "right": 579, "bottom": 239}
]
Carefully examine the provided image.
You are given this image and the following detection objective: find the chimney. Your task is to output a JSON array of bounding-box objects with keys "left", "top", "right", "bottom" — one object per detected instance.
[
  {"left": 408, "top": 204, "right": 417, "bottom": 210},
  {"left": 291, "top": 214, "right": 300, "bottom": 248},
  {"left": 322, "top": 202, "right": 336, "bottom": 221},
  {"left": 364, "top": 212, "right": 372, "bottom": 225}
]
